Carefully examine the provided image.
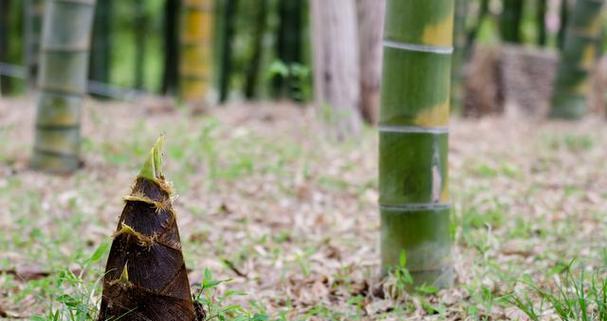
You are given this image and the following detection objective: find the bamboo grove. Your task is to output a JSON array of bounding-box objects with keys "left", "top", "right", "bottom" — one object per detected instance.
[
  {"left": 2, "top": 0, "right": 607, "bottom": 302},
  {"left": 2, "top": 0, "right": 607, "bottom": 119}
]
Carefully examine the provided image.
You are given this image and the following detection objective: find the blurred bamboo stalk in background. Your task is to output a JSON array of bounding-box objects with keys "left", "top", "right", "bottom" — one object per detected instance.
[
  {"left": 217, "top": 0, "right": 237, "bottom": 103},
  {"left": 310, "top": 0, "right": 362, "bottom": 140},
  {"left": 134, "top": 0, "right": 147, "bottom": 90},
  {"left": 273, "top": 0, "right": 303, "bottom": 101},
  {"left": 89, "top": 0, "right": 112, "bottom": 95},
  {"left": 451, "top": 0, "right": 467, "bottom": 113},
  {"left": 31, "top": 0, "right": 96, "bottom": 173},
  {"left": 24, "top": 0, "right": 44, "bottom": 89},
  {"left": 180, "top": 0, "right": 213, "bottom": 106},
  {"left": 244, "top": 0, "right": 268, "bottom": 100},
  {"left": 537, "top": 0, "right": 548, "bottom": 46},
  {"left": 0, "top": 0, "right": 11, "bottom": 94},
  {"left": 379, "top": 0, "right": 454, "bottom": 288},
  {"left": 500, "top": 0, "right": 523, "bottom": 43},
  {"left": 558, "top": 0, "right": 570, "bottom": 50},
  {"left": 162, "top": 0, "right": 180, "bottom": 95},
  {"left": 356, "top": 0, "right": 385, "bottom": 124},
  {"left": 550, "top": 0, "right": 604, "bottom": 119}
]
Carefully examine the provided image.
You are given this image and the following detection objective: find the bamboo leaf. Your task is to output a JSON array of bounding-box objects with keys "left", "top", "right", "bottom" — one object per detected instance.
[
  {"left": 139, "top": 135, "right": 165, "bottom": 181},
  {"left": 87, "top": 240, "right": 109, "bottom": 263}
]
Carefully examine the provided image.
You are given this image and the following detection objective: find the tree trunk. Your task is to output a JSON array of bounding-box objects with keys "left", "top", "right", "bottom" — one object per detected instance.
[
  {"left": 537, "top": 0, "right": 547, "bottom": 46},
  {"left": 134, "top": 0, "right": 146, "bottom": 90},
  {"left": 162, "top": 0, "right": 180, "bottom": 95},
  {"left": 218, "top": 0, "right": 237, "bottom": 103},
  {"left": 180, "top": 0, "right": 213, "bottom": 106},
  {"left": 310, "top": 0, "right": 361, "bottom": 140},
  {"left": 89, "top": 0, "right": 112, "bottom": 90},
  {"left": 379, "top": 0, "right": 454, "bottom": 288},
  {"left": 356, "top": 0, "right": 385, "bottom": 125},
  {"left": 273, "top": 0, "right": 303, "bottom": 100},
  {"left": 550, "top": 0, "right": 604, "bottom": 119},
  {"left": 31, "top": 0, "right": 96, "bottom": 173},
  {"left": 24, "top": 0, "right": 44, "bottom": 89},
  {"left": 0, "top": 0, "right": 11, "bottom": 94},
  {"left": 499, "top": 0, "right": 523, "bottom": 43},
  {"left": 243, "top": 0, "right": 267, "bottom": 100}
]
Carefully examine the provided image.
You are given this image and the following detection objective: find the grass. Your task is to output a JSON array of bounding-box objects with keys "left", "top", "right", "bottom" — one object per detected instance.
[
  {"left": 2, "top": 100, "right": 607, "bottom": 320},
  {"left": 507, "top": 263, "right": 607, "bottom": 321}
]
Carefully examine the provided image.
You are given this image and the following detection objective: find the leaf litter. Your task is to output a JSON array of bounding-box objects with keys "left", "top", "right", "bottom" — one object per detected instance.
[{"left": 1, "top": 98, "right": 607, "bottom": 319}]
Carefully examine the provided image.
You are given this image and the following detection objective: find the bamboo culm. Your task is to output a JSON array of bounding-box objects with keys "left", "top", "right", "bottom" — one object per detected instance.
[
  {"left": 244, "top": 0, "right": 268, "bottom": 99},
  {"left": 272, "top": 0, "right": 303, "bottom": 100},
  {"left": 537, "top": 0, "right": 548, "bottom": 46},
  {"left": 550, "top": 0, "right": 604, "bottom": 119},
  {"left": 310, "top": 0, "right": 362, "bottom": 140},
  {"left": 134, "top": 0, "right": 147, "bottom": 90},
  {"left": 499, "top": 0, "right": 523, "bottom": 43},
  {"left": 558, "top": 0, "right": 570, "bottom": 50},
  {"left": 31, "top": 0, "right": 96, "bottom": 173},
  {"left": 451, "top": 0, "right": 467, "bottom": 112},
  {"left": 0, "top": 0, "right": 11, "bottom": 94},
  {"left": 218, "top": 0, "right": 237, "bottom": 103},
  {"left": 89, "top": 0, "right": 112, "bottom": 90},
  {"left": 162, "top": 0, "right": 181, "bottom": 95},
  {"left": 379, "top": 0, "right": 454, "bottom": 288},
  {"left": 24, "top": 0, "right": 45, "bottom": 89},
  {"left": 180, "top": 0, "right": 214, "bottom": 106}
]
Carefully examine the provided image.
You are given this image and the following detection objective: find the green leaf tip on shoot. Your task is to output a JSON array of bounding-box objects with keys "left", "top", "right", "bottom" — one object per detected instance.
[{"left": 138, "top": 135, "right": 165, "bottom": 181}]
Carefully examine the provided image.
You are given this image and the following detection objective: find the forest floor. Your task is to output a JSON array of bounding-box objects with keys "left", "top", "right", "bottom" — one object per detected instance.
[{"left": 1, "top": 98, "right": 607, "bottom": 321}]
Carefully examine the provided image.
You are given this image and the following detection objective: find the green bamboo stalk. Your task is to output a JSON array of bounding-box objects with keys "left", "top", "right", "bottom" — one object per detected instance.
[
  {"left": 162, "top": 0, "right": 180, "bottom": 95},
  {"left": 134, "top": 0, "right": 146, "bottom": 90},
  {"left": 537, "top": 0, "right": 547, "bottom": 46},
  {"left": 464, "top": 0, "right": 488, "bottom": 59},
  {"left": 558, "top": 0, "right": 570, "bottom": 50},
  {"left": 31, "top": 0, "right": 96, "bottom": 173},
  {"left": 97, "top": 137, "right": 201, "bottom": 321},
  {"left": 0, "top": 0, "right": 11, "bottom": 94},
  {"left": 89, "top": 0, "right": 112, "bottom": 92},
  {"left": 550, "top": 0, "right": 604, "bottom": 119},
  {"left": 500, "top": 0, "right": 523, "bottom": 43},
  {"left": 218, "top": 0, "right": 237, "bottom": 103},
  {"left": 451, "top": 0, "right": 467, "bottom": 113},
  {"left": 244, "top": 0, "right": 268, "bottom": 99},
  {"left": 380, "top": 0, "right": 454, "bottom": 288},
  {"left": 24, "top": 0, "right": 44, "bottom": 89},
  {"left": 272, "top": 0, "right": 303, "bottom": 100}
]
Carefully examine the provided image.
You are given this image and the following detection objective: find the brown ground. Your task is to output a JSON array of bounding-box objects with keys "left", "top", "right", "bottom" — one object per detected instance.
[{"left": 1, "top": 97, "right": 607, "bottom": 320}]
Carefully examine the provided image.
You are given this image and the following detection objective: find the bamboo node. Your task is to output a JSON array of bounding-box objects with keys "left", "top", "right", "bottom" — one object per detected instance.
[
  {"left": 113, "top": 223, "right": 157, "bottom": 247},
  {"left": 109, "top": 263, "right": 132, "bottom": 287}
]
